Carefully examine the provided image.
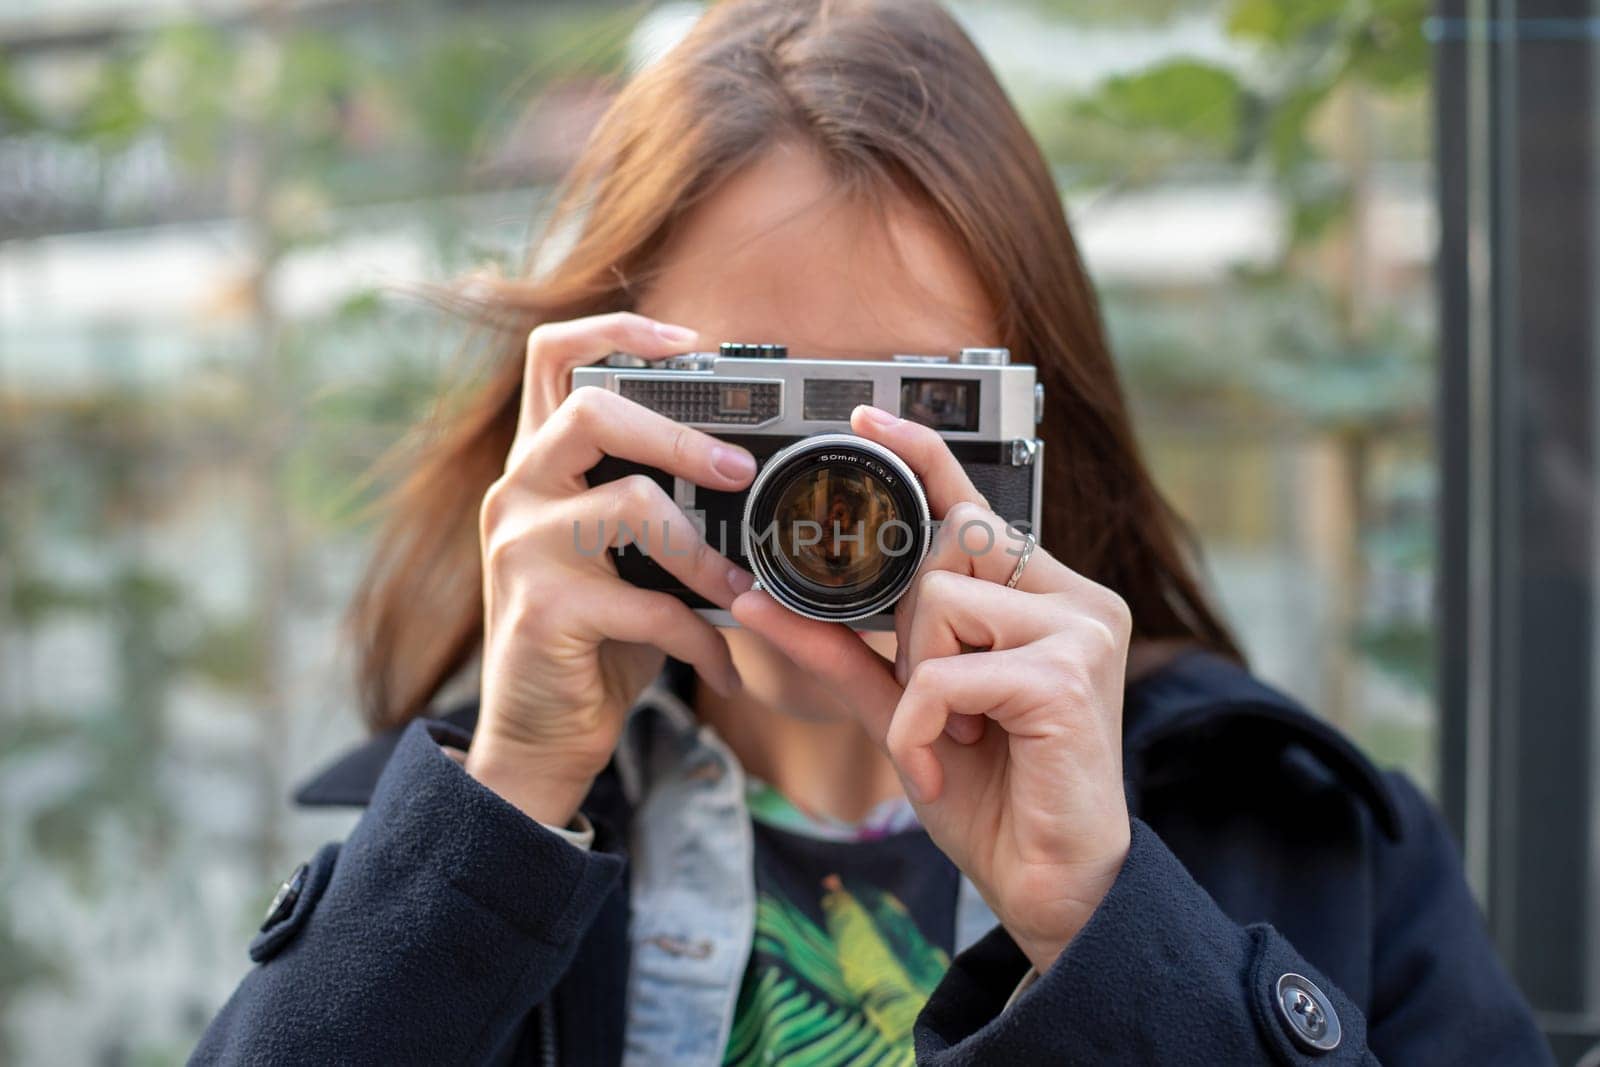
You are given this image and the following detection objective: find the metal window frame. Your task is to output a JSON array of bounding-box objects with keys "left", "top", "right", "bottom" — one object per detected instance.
[{"left": 1435, "top": 2, "right": 1599, "bottom": 1061}]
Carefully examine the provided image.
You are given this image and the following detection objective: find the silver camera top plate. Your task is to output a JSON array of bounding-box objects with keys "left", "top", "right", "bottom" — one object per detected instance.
[{"left": 572, "top": 349, "right": 1039, "bottom": 440}]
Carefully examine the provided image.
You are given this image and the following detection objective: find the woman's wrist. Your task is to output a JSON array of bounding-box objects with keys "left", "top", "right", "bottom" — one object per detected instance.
[
  {"left": 1001, "top": 843, "right": 1131, "bottom": 974},
  {"left": 463, "top": 736, "right": 599, "bottom": 827},
  {"left": 1009, "top": 925, "right": 1080, "bottom": 976}
]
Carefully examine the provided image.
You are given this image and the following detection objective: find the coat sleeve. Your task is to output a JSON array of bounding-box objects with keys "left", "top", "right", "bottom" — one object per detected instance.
[
  {"left": 914, "top": 804, "right": 1552, "bottom": 1066},
  {"left": 191, "top": 720, "right": 626, "bottom": 1066}
]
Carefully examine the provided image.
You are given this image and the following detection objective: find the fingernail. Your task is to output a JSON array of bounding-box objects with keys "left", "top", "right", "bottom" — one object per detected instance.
[
  {"left": 712, "top": 445, "right": 756, "bottom": 482},
  {"left": 706, "top": 662, "right": 739, "bottom": 698},
  {"left": 728, "top": 565, "right": 755, "bottom": 595},
  {"left": 854, "top": 404, "right": 898, "bottom": 427},
  {"left": 903, "top": 774, "right": 928, "bottom": 805},
  {"left": 655, "top": 322, "right": 697, "bottom": 343}
]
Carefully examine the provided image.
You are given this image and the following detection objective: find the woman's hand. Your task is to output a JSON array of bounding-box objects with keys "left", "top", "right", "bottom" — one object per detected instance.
[
  {"left": 732, "top": 404, "right": 1133, "bottom": 973},
  {"left": 465, "top": 313, "right": 757, "bottom": 826}
]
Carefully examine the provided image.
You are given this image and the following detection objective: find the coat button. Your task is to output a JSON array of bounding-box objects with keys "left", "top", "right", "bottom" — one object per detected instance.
[
  {"left": 1275, "top": 972, "right": 1341, "bottom": 1052},
  {"left": 261, "top": 862, "right": 309, "bottom": 931}
]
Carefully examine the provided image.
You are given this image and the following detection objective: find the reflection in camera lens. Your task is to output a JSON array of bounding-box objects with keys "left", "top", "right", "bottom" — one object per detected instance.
[{"left": 770, "top": 466, "right": 906, "bottom": 591}]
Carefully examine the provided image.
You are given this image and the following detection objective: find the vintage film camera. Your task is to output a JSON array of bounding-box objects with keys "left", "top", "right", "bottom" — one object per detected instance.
[{"left": 573, "top": 343, "right": 1044, "bottom": 628}]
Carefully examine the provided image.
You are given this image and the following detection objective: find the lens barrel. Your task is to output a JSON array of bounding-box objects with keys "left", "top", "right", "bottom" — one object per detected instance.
[{"left": 741, "top": 433, "right": 930, "bottom": 622}]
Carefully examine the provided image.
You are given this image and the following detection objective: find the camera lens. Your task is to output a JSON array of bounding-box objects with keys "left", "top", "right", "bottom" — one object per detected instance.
[{"left": 742, "top": 433, "right": 930, "bottom": 622}]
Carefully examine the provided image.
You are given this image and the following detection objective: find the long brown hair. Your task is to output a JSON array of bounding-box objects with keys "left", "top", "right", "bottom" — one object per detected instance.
[{"left": 350, "top": 0, "right": 1242, "bottom": 732}]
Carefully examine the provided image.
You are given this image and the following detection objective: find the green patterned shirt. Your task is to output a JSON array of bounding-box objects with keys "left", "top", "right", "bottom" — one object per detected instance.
[{"left": 724, "top": 781, "right": 959, "bottom": 1067}]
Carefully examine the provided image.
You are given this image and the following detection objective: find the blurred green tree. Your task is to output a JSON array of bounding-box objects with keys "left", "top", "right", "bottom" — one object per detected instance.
[{"left": 1024, "top": 0, "right": 1433, "bottom": 725}]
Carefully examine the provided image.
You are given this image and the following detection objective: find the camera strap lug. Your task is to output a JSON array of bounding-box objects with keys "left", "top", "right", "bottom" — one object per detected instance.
[{"left": 1008, "top": 439, "right": 1039, "bottom": 467}]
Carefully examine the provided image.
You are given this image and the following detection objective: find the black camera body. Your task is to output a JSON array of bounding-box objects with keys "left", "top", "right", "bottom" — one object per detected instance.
[{"left": 574, "top": 343, "right": 1044, "bottom": 628}]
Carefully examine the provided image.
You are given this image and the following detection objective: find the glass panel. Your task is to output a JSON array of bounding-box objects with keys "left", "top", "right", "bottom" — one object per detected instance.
[{"left": 1436, "top": 3, "right": 1599, "bottom": 1057}]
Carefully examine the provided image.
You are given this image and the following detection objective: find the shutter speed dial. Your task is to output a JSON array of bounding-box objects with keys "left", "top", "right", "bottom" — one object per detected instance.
[{"left": 958, "top": 347, "right": 1011, "bottom": 365}]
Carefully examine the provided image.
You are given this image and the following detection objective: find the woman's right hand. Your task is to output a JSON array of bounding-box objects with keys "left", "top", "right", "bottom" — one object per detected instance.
[{"left": 463, "top": 313, "right": 758, "bottom": 825}]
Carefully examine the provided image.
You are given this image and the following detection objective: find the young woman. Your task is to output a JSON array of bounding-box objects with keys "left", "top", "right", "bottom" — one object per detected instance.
[{"left": 195, "top": 1, "right": 1550, "bottom": 1063}]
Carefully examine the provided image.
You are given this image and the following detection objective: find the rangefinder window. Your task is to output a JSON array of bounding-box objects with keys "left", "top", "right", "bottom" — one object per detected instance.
[
  {"left": 900, "top": 378, "right": 979, "bottom": 431},
  {"left": 803, "top": 378, "right": 874, "bottom": 421}
]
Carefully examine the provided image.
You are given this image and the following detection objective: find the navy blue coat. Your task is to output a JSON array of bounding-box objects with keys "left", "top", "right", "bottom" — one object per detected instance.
[{"left": 192, "top": 652, "right": 1551, "bottom": 1064}]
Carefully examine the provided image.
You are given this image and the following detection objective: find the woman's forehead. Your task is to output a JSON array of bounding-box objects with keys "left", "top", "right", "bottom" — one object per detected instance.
[{"left": 636, "top": 145, "right": 998, "bottom": 361}]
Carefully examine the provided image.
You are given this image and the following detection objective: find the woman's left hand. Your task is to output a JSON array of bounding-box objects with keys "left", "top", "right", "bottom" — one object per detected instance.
[{"left": 731, "top": 404, "right": 1133, "bottom": 974}]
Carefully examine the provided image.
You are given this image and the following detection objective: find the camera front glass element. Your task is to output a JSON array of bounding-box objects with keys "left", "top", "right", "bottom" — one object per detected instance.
[
  {"left": 744, "top": 435, "right": 930, "bottom": 622},
  {"left": 771, "top": 465, "right": 910, "bottom": 591}
]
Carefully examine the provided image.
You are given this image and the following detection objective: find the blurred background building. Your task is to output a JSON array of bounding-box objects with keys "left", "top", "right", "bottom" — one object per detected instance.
[{"left": 0, "top": 0, "right": 1592, "bottom": 1063}]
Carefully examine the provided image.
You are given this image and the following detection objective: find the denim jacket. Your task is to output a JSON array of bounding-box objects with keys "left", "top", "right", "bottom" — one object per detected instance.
[
  {"left": 193, "top": 652, "right": 1553, "bottom": 1065},
  {"left": 592, "top": 670, "right": 999, "bottom": 1062}
]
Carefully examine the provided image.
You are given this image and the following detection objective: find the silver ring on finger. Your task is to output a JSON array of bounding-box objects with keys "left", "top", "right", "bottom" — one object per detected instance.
[{"left": 1004, "top": 531, "right": 1037, "bottom": 589}]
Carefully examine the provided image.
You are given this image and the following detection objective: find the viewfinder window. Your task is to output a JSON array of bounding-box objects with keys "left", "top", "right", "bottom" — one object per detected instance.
[{"left": 900, "top": 378, "right": 979, "bottom": 431}]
